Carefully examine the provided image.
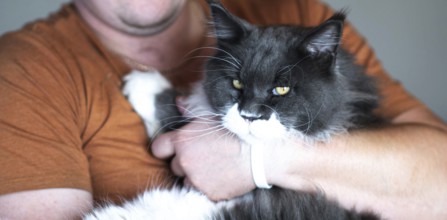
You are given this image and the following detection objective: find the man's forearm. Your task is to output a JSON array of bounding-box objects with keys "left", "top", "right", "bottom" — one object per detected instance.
[
  {"left": 268, "top": 119, "right": 447, "bottom": 219},
  {"left": 321, "top": 124, "right": 446, "bottom": 218}
]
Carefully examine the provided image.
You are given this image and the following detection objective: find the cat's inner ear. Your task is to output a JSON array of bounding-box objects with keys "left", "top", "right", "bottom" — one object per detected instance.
[
  {"left": 209, "top": 2, "right": 250, "bottom": 42},
  {"left": 301, "top": 15, "right": 345, "bottom": 56}
]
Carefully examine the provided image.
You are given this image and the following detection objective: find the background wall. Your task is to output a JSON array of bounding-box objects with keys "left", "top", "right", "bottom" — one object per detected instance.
[
  {"left": 322, "top": 0, "right": 447, "bottom": 122},
  {"left": 1, "top": 0, "right": 446, "bottom": 121}
]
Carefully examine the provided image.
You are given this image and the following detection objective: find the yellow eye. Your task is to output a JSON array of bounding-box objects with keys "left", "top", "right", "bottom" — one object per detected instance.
[
  {"left": 273, "top": 86, "right": 290, "bottom": 96},
  {"left": 232, "top": 79, "right": 244, "bottom": 90}
]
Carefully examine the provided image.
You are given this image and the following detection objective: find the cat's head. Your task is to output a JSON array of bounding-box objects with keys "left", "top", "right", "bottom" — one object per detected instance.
[{"left": 203, "top": 1, "right": 360, "bottom": 143}]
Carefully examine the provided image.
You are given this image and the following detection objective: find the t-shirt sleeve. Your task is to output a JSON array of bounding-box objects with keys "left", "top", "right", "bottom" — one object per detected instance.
[
  {"left": 0, "top": 32, "right": 92, "bottom": 195},
  {"left": 0, "top": 6, "right": 177, "bottom": 202}
]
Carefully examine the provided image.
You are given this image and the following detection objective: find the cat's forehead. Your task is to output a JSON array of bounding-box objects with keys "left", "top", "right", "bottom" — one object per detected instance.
[
  {"left": 213, "top": 26, "right": 309, "bottom": 82},
  {"left": 238, "top": 30, "right": 302, "bottom": 79},
  {"left": 238, "top": 56, "right": 288, "bottom": 87}
]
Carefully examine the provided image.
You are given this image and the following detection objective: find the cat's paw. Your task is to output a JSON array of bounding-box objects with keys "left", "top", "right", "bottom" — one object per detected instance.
[{"left": 122, "top": 70, "right": 171, "bottom": 137}]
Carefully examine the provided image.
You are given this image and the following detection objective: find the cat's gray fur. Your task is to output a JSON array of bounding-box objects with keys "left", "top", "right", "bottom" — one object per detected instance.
[
  {"left": 150, "top": 1, "right": 382, "bottom": 219},
  {"left": 86, "top": 0, "right": 383, "bottom": 219}
]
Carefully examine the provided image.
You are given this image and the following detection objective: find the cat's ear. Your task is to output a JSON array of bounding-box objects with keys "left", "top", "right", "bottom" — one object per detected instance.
[
  {"left": 207, "top": 0, "right": 251, "bottom": 42},
  {"left": 301, "top": 12, "right": 346, "bottom": 56}
]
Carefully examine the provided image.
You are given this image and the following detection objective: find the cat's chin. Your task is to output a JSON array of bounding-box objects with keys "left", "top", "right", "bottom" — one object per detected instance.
[{"left": 222, "top": 104, "right": 287, "bottom": 144}]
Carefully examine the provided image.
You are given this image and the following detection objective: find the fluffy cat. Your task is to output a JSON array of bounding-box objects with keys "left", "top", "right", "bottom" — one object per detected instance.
[{"left": 85, "top": 0, "right": 381, "bottom": 219}]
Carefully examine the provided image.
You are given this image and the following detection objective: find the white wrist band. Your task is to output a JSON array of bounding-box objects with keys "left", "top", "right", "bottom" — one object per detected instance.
[{"left": 249, "top": 142, "right": 272, "bottom": 189}]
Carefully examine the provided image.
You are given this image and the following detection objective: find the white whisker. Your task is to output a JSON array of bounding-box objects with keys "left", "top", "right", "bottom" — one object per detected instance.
[
  {"left": 194, "top": 55, "right": 241, "bottom": 69},
  {"left": 173, "top": 124, "right": 228, "bottom": 144}
]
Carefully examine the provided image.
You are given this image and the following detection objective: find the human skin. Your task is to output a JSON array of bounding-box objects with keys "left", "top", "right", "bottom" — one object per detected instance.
[{"left": 74, "top": 0, "right": 207, "bottom": 72}]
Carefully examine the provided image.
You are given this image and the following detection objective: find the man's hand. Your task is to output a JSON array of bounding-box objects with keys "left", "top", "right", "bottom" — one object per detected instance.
[{"left": 151, "top": 118, "right": 256, "bottom": 200}]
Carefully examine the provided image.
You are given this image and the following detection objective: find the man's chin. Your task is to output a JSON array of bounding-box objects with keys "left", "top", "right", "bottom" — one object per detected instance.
[{"left": 118, "top": 2, "right": 183, "bottom": 36}]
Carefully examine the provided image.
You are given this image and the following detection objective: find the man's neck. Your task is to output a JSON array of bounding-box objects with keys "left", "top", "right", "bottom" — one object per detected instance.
[{"left": 75, "top": 0, "right": 208, "bottom": 72}]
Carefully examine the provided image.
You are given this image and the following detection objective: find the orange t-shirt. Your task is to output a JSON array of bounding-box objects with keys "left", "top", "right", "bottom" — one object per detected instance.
[{"left": 0, "top": 0, "right": 422, "bottom": 203}]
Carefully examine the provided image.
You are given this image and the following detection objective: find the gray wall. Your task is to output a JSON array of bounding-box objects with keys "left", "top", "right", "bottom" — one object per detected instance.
[
  {"left": 0, "top": 0, "right": 70, "bottom": 33},
  {"left": 1, "top": 0, "right": 446, "bottom": 121},
  {"left": 323, "top": 0, "right": 447, "bottom": 122}
]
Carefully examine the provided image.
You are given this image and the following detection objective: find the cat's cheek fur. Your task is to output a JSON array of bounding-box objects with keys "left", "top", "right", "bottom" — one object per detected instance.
[{"left": 223, "top": 104, "right": 288, "bottom": 144}]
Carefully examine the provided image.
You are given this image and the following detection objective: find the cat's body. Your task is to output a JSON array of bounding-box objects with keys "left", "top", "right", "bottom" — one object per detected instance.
[
  {"left": 85, "top": 186, "right": 378, "bottom": 220},
  {"left": 85, "top": 1, "right": 382, "bottom": 219}
]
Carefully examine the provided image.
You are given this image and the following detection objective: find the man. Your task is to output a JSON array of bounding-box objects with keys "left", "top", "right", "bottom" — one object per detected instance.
[{"left": 0, "top": 0, "right": 446, "bottom": 219}]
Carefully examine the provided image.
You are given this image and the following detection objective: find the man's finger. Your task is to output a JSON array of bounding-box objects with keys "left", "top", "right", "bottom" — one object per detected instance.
[
  {"left": 170, "top": 156, "right": 186, "bottom": 177},
  {"left": 151, "top": 132, "right": 176, "bottom": 159}
]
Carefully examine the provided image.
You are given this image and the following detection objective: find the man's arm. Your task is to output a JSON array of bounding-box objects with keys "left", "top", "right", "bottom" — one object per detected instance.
[
  {"left": 265, "top": 106, "right": 447, "bottom": 219},
  {"left": 152, "top": 106, "right": 447, "bottom": 219},
  {"left": 0, "top": 188, "right": 93, "bottom": 220}
]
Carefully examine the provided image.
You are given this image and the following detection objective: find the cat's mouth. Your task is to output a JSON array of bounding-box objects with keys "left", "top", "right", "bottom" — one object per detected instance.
[{"left": 222, "top": 104, "right": 287, "bottom": 144}]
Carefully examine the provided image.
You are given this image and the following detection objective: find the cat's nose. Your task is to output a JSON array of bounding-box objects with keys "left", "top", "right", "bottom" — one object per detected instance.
[
  {"left": 240, "top": 111, "right": 263, "bottom": 122},
  {"left": 241, "top": 115, "right": 261, "bottom": 122}
]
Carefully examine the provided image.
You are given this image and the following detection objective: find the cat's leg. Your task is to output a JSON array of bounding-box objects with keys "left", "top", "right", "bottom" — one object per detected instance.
[{"left": 122, "top": 70, "right": 172, "bottom": 138}]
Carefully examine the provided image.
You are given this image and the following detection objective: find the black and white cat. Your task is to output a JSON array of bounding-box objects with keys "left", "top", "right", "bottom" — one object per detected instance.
[{"left": 84, "top": 1, "right": 381, "bottom": 219}]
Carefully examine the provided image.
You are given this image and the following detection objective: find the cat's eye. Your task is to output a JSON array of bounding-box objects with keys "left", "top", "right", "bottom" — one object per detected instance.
[
  {"left": 232, "top": 79, "right": 244, "bottom": 90},
  {"left": 273, "top": 86, "right": 290, "bottom": 96}
]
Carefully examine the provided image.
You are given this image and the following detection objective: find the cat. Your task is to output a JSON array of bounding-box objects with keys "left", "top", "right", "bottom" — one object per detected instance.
[{"left": 84, "top": 0, "right": 382, "bottom": 219}]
